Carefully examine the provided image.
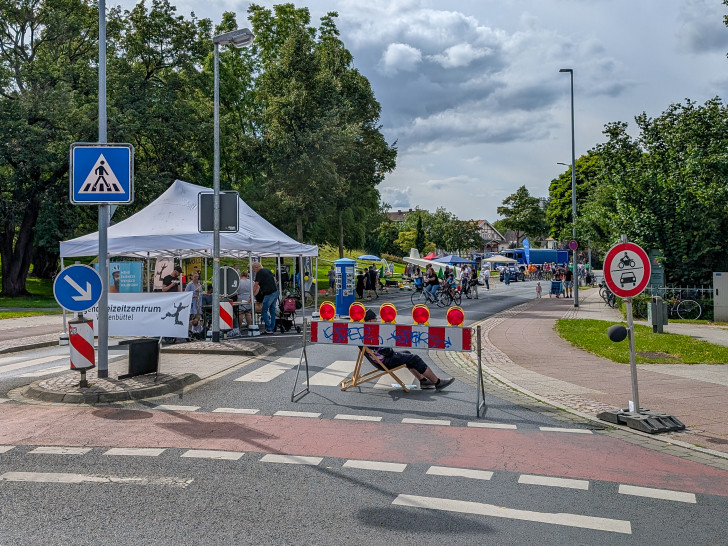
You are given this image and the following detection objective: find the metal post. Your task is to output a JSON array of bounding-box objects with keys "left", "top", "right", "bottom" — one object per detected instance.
[
  {"left": 626, "top": 296, "right": 640, "bottom": 413},
  {"left": 560, "top": 68, "right": 578, "bottom": 308},
  {"left": 212, "top": 42, "right": 221, "bottom": 342},
  {"left": 97, "top": 0, "right": 109, "bottom": 377}
]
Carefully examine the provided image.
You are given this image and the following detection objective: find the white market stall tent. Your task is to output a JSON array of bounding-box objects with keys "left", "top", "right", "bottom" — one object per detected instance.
[{"left": 60, "top": 179, "right": 318, "bottom": 259}]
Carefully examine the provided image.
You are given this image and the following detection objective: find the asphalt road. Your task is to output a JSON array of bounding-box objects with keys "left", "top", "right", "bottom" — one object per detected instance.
[{"left": 1, "top": 283, "right": 727, "bottom": 545}]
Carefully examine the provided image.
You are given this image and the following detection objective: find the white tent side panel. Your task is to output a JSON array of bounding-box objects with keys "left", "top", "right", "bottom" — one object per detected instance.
[{"left": 60, "top": 180, "right": 318, "bottom": 258}]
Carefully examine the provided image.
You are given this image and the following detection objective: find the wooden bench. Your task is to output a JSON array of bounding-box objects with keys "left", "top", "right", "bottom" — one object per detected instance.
[{"left": 340, "top": 347, "right": 410, "bottom": 392}]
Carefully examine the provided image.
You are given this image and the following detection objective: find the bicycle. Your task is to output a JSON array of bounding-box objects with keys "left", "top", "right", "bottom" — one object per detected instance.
[
  {"left": 667, "top": 297, "right": 702, "bottom": 320},
  {"left": 599, "top": 282, "right": 617, "bottom": 308},
  {"left": 411, "top": 284, "right": 438, "bottom": 306},
  {"left": 438, "top": 285, "right": 461, "bottom": 307}
]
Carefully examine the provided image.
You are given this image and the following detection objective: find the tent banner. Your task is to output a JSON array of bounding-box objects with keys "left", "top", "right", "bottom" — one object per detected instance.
[
  {"left": 84, "top": 292, "right": 192, "bottom": 337},
  {"left": 153, "top": 258, "right": 175, "bottom": 290}
]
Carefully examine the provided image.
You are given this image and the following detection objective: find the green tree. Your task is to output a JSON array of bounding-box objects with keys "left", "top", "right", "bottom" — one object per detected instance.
[
  {"left": 496, "top": 185, "right": 547, "bottom": 246},
  {"left": 0, "top": 0, "right": 101, "bottom": 295}
]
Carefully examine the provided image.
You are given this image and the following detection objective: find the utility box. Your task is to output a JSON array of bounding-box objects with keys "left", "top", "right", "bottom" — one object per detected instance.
[
  {"left": 334, "top": 258, "right": 356, "bottom": 318},
  {"left": 715, "top": 272, "right": 728, "bottom": 322},
  {"left": 648, "top": 296, "right": 668, "bottom": 333}
]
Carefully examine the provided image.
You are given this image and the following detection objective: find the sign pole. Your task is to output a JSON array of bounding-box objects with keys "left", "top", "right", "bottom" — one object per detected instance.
[
  {"left": 626, "top": 295, "right": 640, "bottom": 413},
  {"left": 97, "top": 0, "right": 109, "bottom": 378}
]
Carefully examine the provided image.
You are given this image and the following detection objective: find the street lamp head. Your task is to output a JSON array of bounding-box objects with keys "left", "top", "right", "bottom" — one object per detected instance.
[
  {"left": 559, "top": 68, "right": 573, "bottom": 73},
  {"left": 213, "top": 28, "right": 255, "bottom": 48}
]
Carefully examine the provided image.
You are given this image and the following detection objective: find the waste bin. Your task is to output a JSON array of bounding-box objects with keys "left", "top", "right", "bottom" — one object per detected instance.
[
  {"left": 118, "top": 338, "right": 161, "bottom": 379},
  {"left": 648, "top": 296, "right": 668, "bottom": 333}
]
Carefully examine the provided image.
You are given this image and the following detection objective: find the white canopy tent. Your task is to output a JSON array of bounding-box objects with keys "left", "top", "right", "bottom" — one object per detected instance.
[{"left": 60, "top": 179, "right": 318, "bottom": 259}]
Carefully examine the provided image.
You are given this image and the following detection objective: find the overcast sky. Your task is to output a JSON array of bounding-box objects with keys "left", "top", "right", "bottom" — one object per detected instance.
[{"left": 115, "top": 0, "right": 728, "bottom": 222}]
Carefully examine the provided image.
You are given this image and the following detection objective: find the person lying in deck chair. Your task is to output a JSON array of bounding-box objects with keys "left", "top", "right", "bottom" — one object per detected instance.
[{"left": 362, "top": 310, "right": 455, "bottom": 391}]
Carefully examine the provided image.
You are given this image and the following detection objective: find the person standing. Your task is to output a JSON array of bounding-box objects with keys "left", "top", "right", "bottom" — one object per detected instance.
[
  {"left": 368, "top": 266, "right": 379, "bottom": 299},
  {"left": 564, "top": 267, "right": 574, "bottom": 298},
  {"left": 460, "top": 264, "right": 471, "bottom": 299},
  {"left": 162, "top": 266, "right": 183, "bottom": 292},
  {"left": 536, "top": 281, "right": 542, "bottom": 298},
  {"left": 236, "top": 270, "right": 253, "bottom": 328},
  {"left": 328, "top": 265, "right": 336, "bottom": 296},
  {"left": 185, "top": 272, "right": 202, "bottom": 317},
  {"left": 252, "top": 262, "right": 279, "bottom": 335}
]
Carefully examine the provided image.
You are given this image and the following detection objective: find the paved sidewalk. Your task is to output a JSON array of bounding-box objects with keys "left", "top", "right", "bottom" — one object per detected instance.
[{"left": 472, "top": 287, "right": 728, "bottom": 457}]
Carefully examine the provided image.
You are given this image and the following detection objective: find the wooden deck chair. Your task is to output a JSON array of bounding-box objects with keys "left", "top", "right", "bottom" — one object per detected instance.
[{"left": 340, "top": 347, "right": 410, "bottom": 392}]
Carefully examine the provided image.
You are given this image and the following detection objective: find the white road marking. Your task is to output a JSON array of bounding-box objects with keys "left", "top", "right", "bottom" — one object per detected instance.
[
  {"left": 309, "top": 360, "right": 356, "bottom": 386},
  {"left": 333, "top": 414, "right": 382, "bottom": 422},
  {"left": 234, "top": 359, "right": 297, "bottom": 382},
  {"left": 153, "top": 405, "right": 200, "bottom": 412},
  {"left": 467, "top": 422, "right": 518, "bottom": 429},
  {"left": 18, "top": 365, "right": 68, "bottom": 378},
  {"left": 103, "top": 447, "right": 166, "bottom": 457},
  {"left": 181, "top": 450, "right": 244, "bottom": 460},
  {"left": 0, "top": 398, "right": 9, "bottom": 404},
  {"left": 273, "top": 411, "right": 320, "bottom": 418},
  {"left": 212, "top": 408, "right": 260, "bottom": 414},
  {"left": 392, "top": 494, "right": 632, "bottom": 535},
  {"left": 0, "top": 471, "right": 192, "bottom": 488},
  {"left": 343, "top": 460, "right": 407, "bottom": 473},
  {"left": 260, "top": 454, "right": 322, "bottom": 466},
  {"left": 518, "top": 474, "right": 590, "bottom": 490},
  {"left": 373, "top": 368, "right": 416, "bottom": 389},
  {"left": 618, "top": 484, "right": 696, "bottom": 504},
  {"left": 271, "top": 357, "right": 301, "bottom": 366},
  {"left": 426, "top": 466, "right": 493, "bottom": 480},
  {"left": 29, "top": 447, "right": 92, "bottom": 455},
  {"left": 539, "top": 427, "right": 593, "bottom": 434},
  {"left": 401, "top": 418, "right": 450, "bottom": 426},
  {"left": 0, "top": 355, "right": 65, "bottom": 373},
  {"left": 0, "top": 446, "right": 15, "bottom": 453}
]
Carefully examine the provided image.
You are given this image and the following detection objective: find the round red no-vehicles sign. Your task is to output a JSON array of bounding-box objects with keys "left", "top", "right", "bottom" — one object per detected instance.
[{"left": 603, "top": 242, "right": 651, "bottom": 298}]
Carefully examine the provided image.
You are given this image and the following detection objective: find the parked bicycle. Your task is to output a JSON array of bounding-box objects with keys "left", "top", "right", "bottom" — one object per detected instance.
[
  {"left": 667, "top": 296, "right": 702, "bottom": 320},
  {"left": 599, "top": 282, "right": 617, "bottom": 308}
]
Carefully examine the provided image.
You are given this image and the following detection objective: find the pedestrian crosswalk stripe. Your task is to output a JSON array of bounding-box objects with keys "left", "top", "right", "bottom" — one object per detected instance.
[
  {"left": 426, "top": 466, "right": 493, "bottom": 480},
  {"left": 518, "top": 474, "right": 590, "bottom": 490},
  {"left": 181, "top": 450, "right": 244, "bottom": 461},
  {"left": 402, "top": 418, "right": 451, "bottom": 426},
  {"left": 0, "top": 398, "right": 9, "bottom": 404},
  {"left": 18, "top": 365, "right": 68, "bottom": 378},
  {"left": 539, "top": 427, "right": 593, "bottom": 434},
  {"left": 618, "top": 484, "right": 696, "bottom": 503},
  {"left": 392, "top": 494, "right": 632, "bottom": 534},
  {"left": 373, "top": 368, "right": 415, "bottom": 389},
  {"left": 153, "top": 405, "right": 200, "bottom": 412},
  {"left": 0, "top": 471, "right": 192, "bottom": 488},
  {"left": 104, "top": 447, "right": 166, "bottom": 457},
  {"left": 273, "top": 411, "right": 320, "bottom": 418},
  {"left": 29, "top": 447, "right": 92, "bottom": 455},
  {"left": 0, "top": 355, "right": 65, "bottom": 374},
  {"left": 212, "top": 408, "right": 260, "bottom": 414},
  {"left": 234, "top": 358, "right": 297, "bottom": 382},
  {"left": 334, "top": 414, "right": 382, "bottom": 422},
  {"left": 309, "top": 360, "right": 356, "bottom": 386},
  {"left": 0, "top": 446, "right": 15, "bottom": 453},
  {"left": 260, "top": 454, "right": 322, "bottom": 466},
  {"left": 343, "top": 460, "right": 407, "bottom": 473},
  {"left": 467, "top": 422, "right": 518, "bottom": 429}
]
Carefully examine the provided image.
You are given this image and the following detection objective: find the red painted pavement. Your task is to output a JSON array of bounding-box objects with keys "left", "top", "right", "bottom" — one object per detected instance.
[{"left": 2, "top": 404, "right": 727, "bottom": 497}]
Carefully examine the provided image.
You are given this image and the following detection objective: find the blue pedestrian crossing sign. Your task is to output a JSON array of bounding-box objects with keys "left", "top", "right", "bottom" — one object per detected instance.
[
  {"left": 53, "top": 265, "right": 104, "bottom": 312},
  {"left": 70, "top": 143, "right": 134, "bottom": 204}
]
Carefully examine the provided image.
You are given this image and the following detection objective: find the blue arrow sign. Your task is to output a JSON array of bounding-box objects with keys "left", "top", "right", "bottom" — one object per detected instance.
[
  {"left": 70, "top": 143, "right": 134, "bottom": 204},
  {"left": 53, "top": 265, "right": 103, "bottom": 312}
]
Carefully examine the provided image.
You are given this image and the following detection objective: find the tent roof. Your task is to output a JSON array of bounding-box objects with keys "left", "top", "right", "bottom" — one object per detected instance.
[
  {"left": 432, "top": 255, "right": 476, "bottom": 265},
  {"left": 60, "top": 180, "right": 318, "bottom": 259}
]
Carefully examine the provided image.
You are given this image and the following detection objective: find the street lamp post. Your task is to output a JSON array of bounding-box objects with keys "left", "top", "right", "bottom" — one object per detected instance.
[
  {"left": 212, "top": 28, "right": 254, "bottom": 342},
  {"left": 559, "top": 68, "right": 578, "bottom": 308}
]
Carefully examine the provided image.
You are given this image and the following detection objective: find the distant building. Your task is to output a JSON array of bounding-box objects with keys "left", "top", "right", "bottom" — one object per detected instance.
[
  {"left": 477, "top": 220, "right": 506, "bottom": 253},
  {"left": 387, "top": 208, "right": 414, "bottom": 223}
]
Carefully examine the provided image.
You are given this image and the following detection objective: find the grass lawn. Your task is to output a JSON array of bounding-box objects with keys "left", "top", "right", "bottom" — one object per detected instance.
[
  {"left": 0, "top": 276, "right": 58, "bottom": 310},
  {"left": 555, "top": 319, "right": 728, "bottom": 364}
]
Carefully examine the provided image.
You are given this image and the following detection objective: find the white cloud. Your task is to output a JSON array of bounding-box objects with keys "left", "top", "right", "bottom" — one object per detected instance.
[
  {"left": 430, "top": 43, "right": 490, "bottom": 68},
  {"left": 378, "top": 43, "right": 423, "bottom": 75},
  {"left": 379, "top": 185, "right": 412, "bottom": 209}
]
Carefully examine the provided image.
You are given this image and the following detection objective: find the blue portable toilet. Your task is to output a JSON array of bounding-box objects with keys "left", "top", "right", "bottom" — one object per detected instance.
[{"left": 334, "top": 258, "right": 357, "bottom": 317}]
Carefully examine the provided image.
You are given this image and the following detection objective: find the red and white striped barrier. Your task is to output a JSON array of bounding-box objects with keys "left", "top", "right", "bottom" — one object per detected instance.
[
  {"left": 69, "top": 319, "right": 95, "bottom": 370},
  {"left": 309, "top": 322, "right": 472, "bottom": 352},
  {"left": 220, "top": 301, "right": 233, "bottom": 331}
]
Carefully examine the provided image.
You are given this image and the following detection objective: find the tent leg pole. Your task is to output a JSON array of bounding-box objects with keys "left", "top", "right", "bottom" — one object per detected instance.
[{"left": 291, "top": 319, "right": 310, "bottom": 401}]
